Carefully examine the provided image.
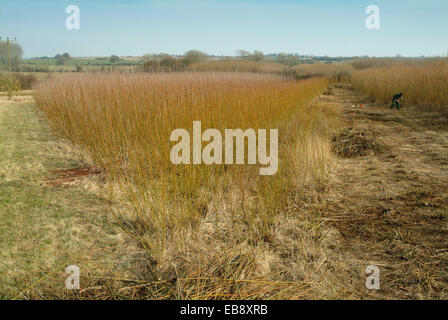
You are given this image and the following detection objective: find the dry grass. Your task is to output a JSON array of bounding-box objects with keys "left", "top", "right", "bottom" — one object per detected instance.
[
  {"left": 352, "top": 58, "right": 448, "bottom": 114},
  {"left": 293, "top": 63, "right": 353, "bottom": 81},
  {"left": 349, "top": 58, "right": 428, "bottom": 70},
  {"left": 34, "top": 72, "right": 337, "bottom": 298}
]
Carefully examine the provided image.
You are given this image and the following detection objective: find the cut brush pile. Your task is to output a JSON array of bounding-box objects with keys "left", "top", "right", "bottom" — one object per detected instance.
[{"left": 331, "top": 127, "right": 385, "bottom": 158}]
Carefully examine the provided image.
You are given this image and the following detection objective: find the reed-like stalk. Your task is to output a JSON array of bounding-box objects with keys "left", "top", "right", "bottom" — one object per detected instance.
[
  {"left": 352, "top": 58, "right": 448, "bottom": 113},
  {"left": 35, "top": 72, "right": 331, "bottom": 263}
]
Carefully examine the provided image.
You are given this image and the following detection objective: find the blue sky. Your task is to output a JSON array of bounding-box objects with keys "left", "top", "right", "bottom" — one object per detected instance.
[{"left": 0, "top": 0, "right": 447, "bottom": 58}]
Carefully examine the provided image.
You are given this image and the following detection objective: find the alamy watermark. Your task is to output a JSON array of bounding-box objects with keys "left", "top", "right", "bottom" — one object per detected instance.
[
  {"left": 66, "top": 5, "right": 80, "bottom": 30},
  {"left": 170, "top": 121, "right": 278, "bottom": 175},
  {"left": 365, "top": 265, "right": 380, "bottom": 290},
  {"left": 365, "top": 5, "right": 380, "bottom": 30},
  {"left": 65, "top": 265, "right": 80, "bottom": 290}
]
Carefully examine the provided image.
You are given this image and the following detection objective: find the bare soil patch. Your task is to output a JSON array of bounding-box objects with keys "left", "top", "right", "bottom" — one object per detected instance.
[{"left": 44, "top": 167, "right": 103, "bottom": 186}]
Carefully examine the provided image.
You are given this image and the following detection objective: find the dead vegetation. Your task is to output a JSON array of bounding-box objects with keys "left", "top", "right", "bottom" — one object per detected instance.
[
  {"left": 331, "top": 127, "right": 385, "bottom": 158},
  {"left": 43, "top": 167, "right": 103, "bottom": 186}
]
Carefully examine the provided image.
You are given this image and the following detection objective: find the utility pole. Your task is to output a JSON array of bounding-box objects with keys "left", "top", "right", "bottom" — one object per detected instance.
[
  {"left": 1, "top": 36, "right": 18, "bottom": 100},
  {"left": 1, "top": 36, "right": 16, "bottom": 78},
  {"left": 7, "top": 37, "right": 11, "bottom": 81}
]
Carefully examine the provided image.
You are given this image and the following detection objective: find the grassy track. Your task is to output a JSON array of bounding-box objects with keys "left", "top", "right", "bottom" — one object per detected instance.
[
  {"left": 318, "top": 86, "right": 448, "bottom": 298},
  {"left": 0, "top": 95, "right": 134, "bottom": 299}
]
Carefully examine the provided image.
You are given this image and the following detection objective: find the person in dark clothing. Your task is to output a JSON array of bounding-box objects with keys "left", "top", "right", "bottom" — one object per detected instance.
[{"left": 391, "top": 93, "right": 403, "bottom": 110}]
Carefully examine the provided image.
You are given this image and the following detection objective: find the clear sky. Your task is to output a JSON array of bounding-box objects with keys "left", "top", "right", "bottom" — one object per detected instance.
[{"left": 1, "top": 0, "right": 447, "bottom": 58}]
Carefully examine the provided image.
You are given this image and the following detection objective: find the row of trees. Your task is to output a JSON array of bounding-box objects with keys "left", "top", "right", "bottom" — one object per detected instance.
[
  {"left": 142, "top": 50, "right": 208, "bottom": 64},
  {"left": 140, "top": 50, "right": 303, "bottom": 71},
  {"left": 236, "top": 51, "right": 309, "bottom": 66},
  {"left": 276, "top": 53, "right": 302, "bottom": 67},
  {"left": 140, "top": 50, "right": 209, "bottom": 72},
  {"left": 235, "top": 50, "right": 264, "bottom": 61},
  {"left": 54, "top": 53, "right": 71, "bottom": 65},
  {"left": 54, "top": 53, "right": 123, "bottom": 66},
  {"left": 140, "top": 50, "right": 267, "bottom": 72},
  {"left": 143, "top": 50, "right": 266, "bottom": 63},
  {"left": 2, "top": 43, "right": 305, "bottom": 75}
]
